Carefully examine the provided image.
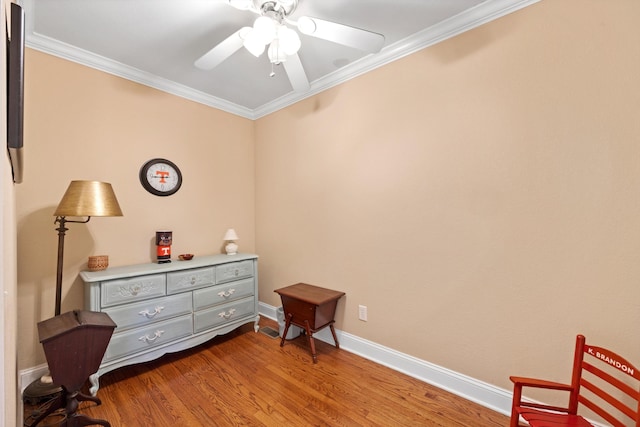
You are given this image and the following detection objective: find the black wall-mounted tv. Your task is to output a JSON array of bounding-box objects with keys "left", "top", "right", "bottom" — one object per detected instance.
[{"left": 6, "top": 2, "right": 25, "bottom": 183}]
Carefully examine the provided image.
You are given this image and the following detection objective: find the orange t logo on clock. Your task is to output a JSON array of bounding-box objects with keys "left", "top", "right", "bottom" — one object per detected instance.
[{"left": 156, "top": 170, "right": 169, "bottom": 183}]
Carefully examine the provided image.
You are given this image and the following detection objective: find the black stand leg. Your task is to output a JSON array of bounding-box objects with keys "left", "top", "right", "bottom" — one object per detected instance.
[
  {"left": 24, "top": 393, "right": 65, "bottom": 427},
  {"left": 66, "top": 413, "right": 111, "bottom": 427},
  {"left": 24, "top": 388, "right": 111, "bottom": 427},
  {"left": 65, "top": 390, "right": 111, "bottom": 427}
]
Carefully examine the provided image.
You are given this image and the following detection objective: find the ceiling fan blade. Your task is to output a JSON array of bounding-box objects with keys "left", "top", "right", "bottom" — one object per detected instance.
[
  {"left": 296, "top": 17, "right": 385, "bottom": 53},
  {"left": 194, "top": 27, "right": 249, "bottom": 70},
  {"left": 282, "top": 54, "right": 310, "bottom": 92}
]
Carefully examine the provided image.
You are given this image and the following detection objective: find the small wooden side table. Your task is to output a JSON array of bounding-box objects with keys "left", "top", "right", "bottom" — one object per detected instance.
[{"left": 275, "top": 283, "right": 345, "bottom": 363}]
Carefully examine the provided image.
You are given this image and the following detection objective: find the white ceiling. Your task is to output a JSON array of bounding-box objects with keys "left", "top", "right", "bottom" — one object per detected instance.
[{"left": 23, "top": 0, "right": 538, "bottom": 119}]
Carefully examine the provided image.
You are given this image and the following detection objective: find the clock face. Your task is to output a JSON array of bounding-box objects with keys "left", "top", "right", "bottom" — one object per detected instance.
[{"left": 139, "top": 158, "right": 182, "bottom": 196}]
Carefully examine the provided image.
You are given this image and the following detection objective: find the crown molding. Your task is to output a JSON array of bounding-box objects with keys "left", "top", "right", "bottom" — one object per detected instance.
[
  {"left": 24, "top": 0, "right": 539, "bottom": 120},
  {"left": 24, "top": 31, "right": 257, "bottom": 119},
  {"left": 253, "top": 0, "right": 540, "bottom": 119}
]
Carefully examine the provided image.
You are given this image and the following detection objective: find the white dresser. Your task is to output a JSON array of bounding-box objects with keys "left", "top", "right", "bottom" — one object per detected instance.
[{"left": 81, "top": 253, "right": 259, "bottom": 394}]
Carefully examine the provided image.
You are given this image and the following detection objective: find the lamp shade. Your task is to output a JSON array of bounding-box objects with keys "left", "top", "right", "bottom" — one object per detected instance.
[
  {"left": 53, "top": 181, "right": 123, "bottom": 217},
  {"left": 253, "top": 16, "right": 276, "bottom": 45},
  {"left": 223, "top": 228, "right": 239, "bottom": 241},
  {"left": 243, "top": 29, "right": 266, "bottom": 57},
  {"left": 277, "top": 25, "right": 301, "bottom": 55},
  {"left": 268, "top": 39, "right": 287, "bottom": 64}
]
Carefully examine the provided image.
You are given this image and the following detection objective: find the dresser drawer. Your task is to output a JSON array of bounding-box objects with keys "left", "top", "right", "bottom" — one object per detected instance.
[
  {"left": 193, "top": 297, "right": 255, "bottom": 333},
  {"left": 103, "top": 314, "right": 193, "bottom": 362},
  {"left": 216, "top": 260, "right": 254, "bottom": 284},
  {"left": 193, "top": 278, "right": 254, "bottom": 311},
  {"left": 101, "top": 274, "right": 166, "bottom": 308},
  {"left": 104, "top": 293, "right": 192, "bottom": 332},
  {"left": 167, "top": 267, "right": 215, "bottom": 294}
]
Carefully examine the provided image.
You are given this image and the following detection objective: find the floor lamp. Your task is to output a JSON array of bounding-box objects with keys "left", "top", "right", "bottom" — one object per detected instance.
[
  {"left": 23, "top": 180, "right": 123, "bottom": 405},
  {"left": 51, "top": 180, "right": 123, "bottom": 315}
]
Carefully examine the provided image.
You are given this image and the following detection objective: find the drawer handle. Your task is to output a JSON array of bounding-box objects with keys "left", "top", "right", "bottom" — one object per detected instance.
[
  {"left": 217, "top": 289, "right": 236, "bottom": 298},
  {"left": 218, "top": 308, "right": 236, "bottom": 319},
  {"left": 190, "top": 276, "right": 197, "bottom": 285},
  {"left": 139, "top": 306, "right": 165, "bottom": 319},
  {"left": 139, "top": 330, "right": 165, "bottom": 343},
  {"left": 234, "top": 269, "right": 239, "bottom": 277}
]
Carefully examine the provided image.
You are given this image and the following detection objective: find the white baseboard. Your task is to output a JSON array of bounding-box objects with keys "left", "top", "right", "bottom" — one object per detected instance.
[
  {"left": 18, "top": 364, "right": 50, "bottom": 427},
  {"left": 20, "top": 364, "right": 50, "bottom": 394},
  {"left": 259, "top": 303, "right": 612, "bottom": 427},
  {"left": 18, "top": 304, "right": 609, "bottom": 426},
  {"left": 18, "top": 304, "right": 516, "bottom": 422},
  {"left": 260, "top": 302, "right": 514, "bottom": 416}
]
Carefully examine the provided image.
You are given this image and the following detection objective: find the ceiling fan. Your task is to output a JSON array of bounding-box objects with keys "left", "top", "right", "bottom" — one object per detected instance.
[{"left": 194, "top": 0, "right": 385, "bottom": 92}]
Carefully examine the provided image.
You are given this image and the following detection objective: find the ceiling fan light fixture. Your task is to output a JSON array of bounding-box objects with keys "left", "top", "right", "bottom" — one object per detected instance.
[
  {"left": 199, "top": 0, "right": 383, "bottom": 92},
  {"left": 268, "top": 39, "right": 287, "bottom": 64},
  {"left": 253, "top": 16, "right": 276, "bottom": 45},
  {"left": 243, "top": 29, "right": 266, "bottom": 57},
  {"left": 277, "top": 25, "right": 301, "bottom": 55}
]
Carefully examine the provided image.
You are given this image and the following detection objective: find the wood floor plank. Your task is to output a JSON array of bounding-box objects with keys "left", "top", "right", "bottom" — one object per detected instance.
[{"left": 24, "top": 317, "right": 511, "bottom": 426}]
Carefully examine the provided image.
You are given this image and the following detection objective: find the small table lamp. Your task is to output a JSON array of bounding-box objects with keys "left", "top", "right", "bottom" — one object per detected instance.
[{"left": 223, "top": 228, "right": 239, "bottom": 255}]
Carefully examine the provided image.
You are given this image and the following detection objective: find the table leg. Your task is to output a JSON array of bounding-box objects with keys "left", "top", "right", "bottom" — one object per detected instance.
[
  {"left": 279, "top": 313, "right": 293, "bottom": 348},
  {"left": 303, "top": 320, "right": 318, "bottom": 364},
  {"left": 329, "top": 323, "right": 340, "bottom": 349}
]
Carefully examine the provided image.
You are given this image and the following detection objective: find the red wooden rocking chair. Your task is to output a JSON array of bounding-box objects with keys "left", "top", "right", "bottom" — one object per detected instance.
[{"left": 510, "top": 335, "right": 640, "bottom": 427}]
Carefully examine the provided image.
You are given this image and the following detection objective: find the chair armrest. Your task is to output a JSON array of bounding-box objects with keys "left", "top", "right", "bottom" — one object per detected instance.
[
  {"left": 510, "top": 376, "right": 573, "bottom": 391},
  {"left": 510, "top": 375, "right": 574, "bottom": 417}
]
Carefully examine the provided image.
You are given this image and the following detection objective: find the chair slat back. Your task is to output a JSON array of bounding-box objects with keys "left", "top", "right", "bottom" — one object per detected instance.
[{"left": 577, "top": 340, "right": 640, "bottom": 427}]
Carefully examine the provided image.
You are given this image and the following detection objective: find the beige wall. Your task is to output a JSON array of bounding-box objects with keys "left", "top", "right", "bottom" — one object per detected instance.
[
  {"left": 13, "top": 0, "right": 640, "bottom": 416},
  {"left": 255, "top": 0, "right": 640, "bottom": 399},
  {"left": 16, "top": 50, "right": 256, "bottom": 369}
]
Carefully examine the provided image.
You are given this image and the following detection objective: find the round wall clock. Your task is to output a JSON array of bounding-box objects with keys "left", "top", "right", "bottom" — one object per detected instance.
[{"left": 139, "top": 158, "right": 183, "bottom": 196}]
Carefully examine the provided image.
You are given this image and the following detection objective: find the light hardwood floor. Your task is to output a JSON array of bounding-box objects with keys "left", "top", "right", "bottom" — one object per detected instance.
[{"left": 25, "top": 317, "right": 511, "bottom": 426}]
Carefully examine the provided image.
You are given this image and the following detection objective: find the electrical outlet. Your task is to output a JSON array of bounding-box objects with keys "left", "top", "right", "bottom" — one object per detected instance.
[{"left": 358, "top": 305, "right": 368, "bottom": 321}]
